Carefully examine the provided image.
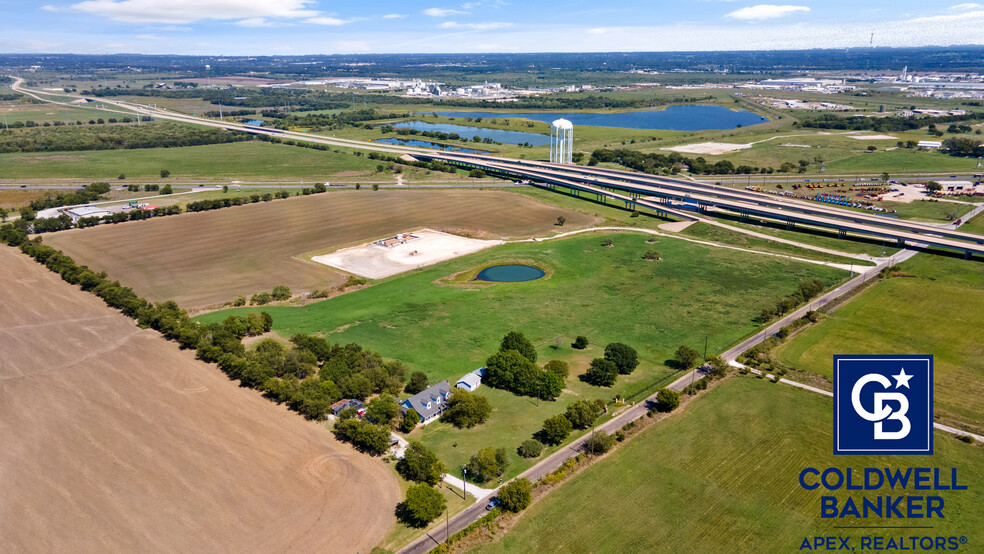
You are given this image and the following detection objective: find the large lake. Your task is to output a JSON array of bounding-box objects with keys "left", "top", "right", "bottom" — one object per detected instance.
[
  {"left": 392, "top": 121, "right": 551, "bottom": 146},
  {"left": 373, "top": 137, "right": 489, "bottom": 154},
  {"left": 432, "top": 104, "right": 769, "bottom": 131}
]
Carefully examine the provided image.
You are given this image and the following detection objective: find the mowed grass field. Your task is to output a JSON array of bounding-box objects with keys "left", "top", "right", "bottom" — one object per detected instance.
[
  {"left": 775, "top": 253, "right": 984, "bottom": 435},
  {"left": 477, "top": 378, "right": 984, "bottom": 554},
  {"left": 44, "top": 189, "right": 599, "bottom": 307},
  {"left": 0, "top": 246, "right": 399, "bottom": 553},
  {"left": 200, "top": 233, "right": 846, "bottom": 479},
  {"left": 0, "top": 140, "right": 388, "bottom": 181}
]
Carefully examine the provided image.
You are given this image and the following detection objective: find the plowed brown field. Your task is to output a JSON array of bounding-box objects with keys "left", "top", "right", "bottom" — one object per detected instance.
[
  {"left": 0, "top": 246, "right": 399, "bottom": 553},
  {"left": 44, "top": 189, "right": 596, "bottom": 307}
]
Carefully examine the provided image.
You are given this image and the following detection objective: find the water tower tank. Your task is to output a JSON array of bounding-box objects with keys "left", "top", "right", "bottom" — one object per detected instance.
[{"left": 550, "top": 119, "right": 574, "bottom": 164}]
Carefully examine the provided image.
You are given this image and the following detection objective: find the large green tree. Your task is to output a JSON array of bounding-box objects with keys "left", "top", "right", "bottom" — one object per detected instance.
[
  {"left": 500, "top": 331, "right": 537, "bottom": 362},
  {"left": 465, "top": 447, "right": 509, "bottom": 482},
  {"left": 440, "top": 388, "right": 492, "bottom": 429},
  {"left": 498, "top": 478, "right": 533, "bottom": 512},
  {"left": 397, "top": 484, "right": 446, "bottom": 528},
  {"left": 396, "top": 442, "right": 446, "bottom": 485},
  {"left": 365, "top": 393, "right": 401, "bottom": 425},
  {"left": 675, "top": 345, "right": 701, "bottom": 370},
  {"left": 539, "top": 414, "right": 573, "bottom": 445},
  {"left": 565, "top": 399, "right": 602, "bottom": 429},
  {"left": 583, "top": 358, "right": 618, "bottom": 387},
  {"left": 604, "top": 343, "right": 639, "bottom": 375}
]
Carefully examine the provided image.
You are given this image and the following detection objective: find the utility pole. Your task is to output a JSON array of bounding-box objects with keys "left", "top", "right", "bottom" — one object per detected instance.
[
  {"left": 462, "top": 467, "right": 467, "bottom": 500},
  {"left": 446, "top": 509, "right": 449, "bottom": 544}
]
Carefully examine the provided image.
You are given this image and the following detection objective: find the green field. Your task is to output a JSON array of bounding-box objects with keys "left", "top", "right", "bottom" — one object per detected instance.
[
  {"left": 963, "top": 211, "right": 984, "bottom": 234},
  {"left": 200, "top": 233, "right": 846, "bottom": 480},
  {"left": 0, "top": 140, "right": 399, "bottom": 181},
  {"left": 775, "top": 253, "right": 984, "bottom": 435},
  {"left": 477, "top": 378, "right": 984, "bottom": 554},
  {"left": 680, "top": 222, "right": 877, "bottom": 266}
]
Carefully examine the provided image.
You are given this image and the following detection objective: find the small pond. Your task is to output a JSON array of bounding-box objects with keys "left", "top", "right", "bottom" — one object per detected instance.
[
  {"left": 474, "top": 264, "right": 546, "bottom": 282},
  {"left": 373, "top": 137, "right": 489, "bottom": 154}
]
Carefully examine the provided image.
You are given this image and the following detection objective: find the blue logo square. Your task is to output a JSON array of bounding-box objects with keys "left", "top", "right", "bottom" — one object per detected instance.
[{"left": 833, "top": 355, "right": 933, "bottom": 455}]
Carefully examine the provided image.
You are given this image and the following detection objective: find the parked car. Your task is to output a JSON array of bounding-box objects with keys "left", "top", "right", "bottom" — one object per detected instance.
[{"left": 486, "top": 498, "right": 500, "bottom": 511}]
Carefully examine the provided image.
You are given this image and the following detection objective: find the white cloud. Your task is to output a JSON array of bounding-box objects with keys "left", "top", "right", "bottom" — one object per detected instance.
[
  {"left": 305, "top": 16, "right": 352, "bottom": 25},
  {"left": 67, "top": 0, "right": 319, "bottom": 24},
  {"left": 424, "top": 7, "right": 466, "bottom": 17},
  {"left": 949, "top": 3, "right": 982, "bottom": 10},
  {"left": 135, "top": 34, "right": 166, "bottom": 39},
  {"left": 382, "top": 13, "right": 407, "bottom": 19},
  {"left": 440, "top": 21, "right": 511, "bottom": 30},
  {"left": 234, "top": 17, "right": 276, "bottom": 27},
  {"left": 587, "top": 27, "right": 616, "bottom": 34},
  {"left": 725, "top": 4, "right": 810, "bottom": 21}
]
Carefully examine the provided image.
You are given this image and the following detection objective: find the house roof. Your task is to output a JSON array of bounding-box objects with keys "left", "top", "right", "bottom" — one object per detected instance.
[
  {"left": 402, "top": 380, "right": 451, "bottom": 419},
  {"left": 329, "top": 398, "right": 363, "bottom": 414},
  {"left": 456, "top": 373, "right": 482, "bottom": 389}
]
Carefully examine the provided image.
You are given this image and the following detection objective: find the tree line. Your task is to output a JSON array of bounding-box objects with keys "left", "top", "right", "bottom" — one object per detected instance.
[
  {"left": 798, "top": 111, "right": 983, "bottom": 133},
  {"left": 0, "top": 121, "right": 249, "bottom": 154}
]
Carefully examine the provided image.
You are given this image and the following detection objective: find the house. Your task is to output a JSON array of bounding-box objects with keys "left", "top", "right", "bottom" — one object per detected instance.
[
  {"left": 329, "top": 398, "right": 364, "bottom": 417},
  {"left": 401, "top": 380, "right": 451, "bottom": 424},
  {"left": 456, "top": 367, "right": 486, "bottom": 392}
]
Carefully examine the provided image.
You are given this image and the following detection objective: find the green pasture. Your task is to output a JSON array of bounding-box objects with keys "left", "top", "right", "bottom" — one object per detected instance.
[
  {"left": 477, "top": 378, "right": 984, "bottom": 554},
  {"left": 775, "top": 253, "right": 984, "bottom": 434},
  {"left": 0, "top": 141, "right": 398, "bottom": 181}
]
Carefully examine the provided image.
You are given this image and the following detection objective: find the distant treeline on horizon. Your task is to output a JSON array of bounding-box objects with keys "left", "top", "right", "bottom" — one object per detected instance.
[{"left": 2, "top": 46, "right": 984, "bottom": 78}]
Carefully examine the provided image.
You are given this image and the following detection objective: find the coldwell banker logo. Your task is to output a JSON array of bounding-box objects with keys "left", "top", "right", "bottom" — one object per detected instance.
[{"left": 834, "top": 355, "right": 933, "bottom": 455}]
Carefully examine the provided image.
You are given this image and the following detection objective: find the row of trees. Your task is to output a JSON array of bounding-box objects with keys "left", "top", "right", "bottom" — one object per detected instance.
[
  {"left": 1, "top": 116, "right": 136, "bottom": 129},
  {"left": 484, "top": 332, "right": 564, "bottom": 400},
  {"left": 758, "top": 279, "right": 826, "bottom": 323},
  {"left": 0, "top": 121, "right": 249, "bottom": 154},
  {"left": 799, "top": 111, "right": 983, "bottom": 132}
]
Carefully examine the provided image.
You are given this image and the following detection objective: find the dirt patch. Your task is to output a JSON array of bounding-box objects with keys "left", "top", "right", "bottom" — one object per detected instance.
[
  {"left": 0, "top": 247, "right": 399, "bottom": 553},
  {"left": 658, "top": 221, "right": 696, "bottom": 232},
  {"left": 662, "top": 142, "right": 752, "bottom": 155}
]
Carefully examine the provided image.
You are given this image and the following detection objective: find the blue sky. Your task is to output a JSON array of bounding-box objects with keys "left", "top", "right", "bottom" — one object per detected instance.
[{"left": 1, "top": 1, "right": 983, "bottom": 54}]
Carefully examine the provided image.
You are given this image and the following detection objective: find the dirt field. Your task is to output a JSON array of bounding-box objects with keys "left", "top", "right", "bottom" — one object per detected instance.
[
  {"left": 662, "top": 141, "right": 752, "bottom": 155},
  {"left": 313, "top": 228, "right": 504, "bottom": 279},
  {"left": 0, "top": 246, "right": 399, "bottom": 553},
  {"left": 44, "top": 189, "right": 598, "bottom": 307}
]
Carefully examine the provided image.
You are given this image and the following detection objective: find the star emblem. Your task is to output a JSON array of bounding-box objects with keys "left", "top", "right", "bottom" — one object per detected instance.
[{"left": 893, "top": 367, "right": 913, "bottom": 389}]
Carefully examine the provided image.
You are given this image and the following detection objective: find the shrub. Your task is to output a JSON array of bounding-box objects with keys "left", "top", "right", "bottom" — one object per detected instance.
[
  {"left": 396, "top": 484, "right": 446, "bottom": 528},
  {"left": 365, "top": 393, "right": 401, "bottom": 425},
  {"left": 572, "top": 335, "right": 588, "bottom": 349},
  {"left": 271, "top": 285, "right": 291, "bottom": 301},
  {"left": 656, "top": 388, "right": 680, "bottom": 412},
  {"left": 957, "top": 434, "right": 975, "bottom": 444},
  {"left": 160, "top": 169, "right": 170, "bottom": 178},
  {"left": 498, "top": 478, "right": 532, "bottom": 512},
  {"left": 232, "top": 295, "right": 246, "bottom": 307},
  {"left": 604, "top": 343, "right": 639, "bottom": 375},
  {"left": 332, "top": 419, "right": 391, "bottom": 455},
  {"left": 585, "top": 431, "right": 617, "bottom": 454},
  {"left": 583, "top": 358, "right": 618, "bottom": 387},
  {"left": 539, "top": 415, "right": 573, "bottom": 445},
  {"left": 544, "top": 359, "right": 569, "bottom": 379},
  {"left": 440, "top": 388, "right": 492, "bottom": 429},
  {"left": 517, "top": 439, "right": 544, "bottom": 458},
  {"left": 556, "top": 215, "right": 566, "bottom": 226},
  {"left": 250, "top": 292, "right": 272, "bottom": 305},
  {"left": 161, "top": 184, "right": 172, "bottom": 194}
]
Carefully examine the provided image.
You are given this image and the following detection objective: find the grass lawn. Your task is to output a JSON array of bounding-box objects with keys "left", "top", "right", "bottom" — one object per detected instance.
[
  {"left": 775, "top": 253, "right": 984, "bottom": 435},
  {"left": 962, "top": 211, "right": 984, "bottom": 234},
  {"left": 0, "top": 141, "right": 388, "bottom": 181},
  {"left": 476, "top": 378, "right": 984, "bottom": 554},
  {"left": 200, "top": 233, "right": 846, "bottom": 481},
  {"left": 680, "top": 222, "right": 877, "bottom": 266}
]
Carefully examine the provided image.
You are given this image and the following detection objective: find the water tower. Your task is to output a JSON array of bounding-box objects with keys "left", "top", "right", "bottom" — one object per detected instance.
[{"left": 550, "top": 118, "right": 574, "bottom": 164}]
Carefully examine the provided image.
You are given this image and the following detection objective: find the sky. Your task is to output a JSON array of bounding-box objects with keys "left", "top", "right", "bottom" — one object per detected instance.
[{"left": 1, "top": 1, "right": 984, "bottom": 55}]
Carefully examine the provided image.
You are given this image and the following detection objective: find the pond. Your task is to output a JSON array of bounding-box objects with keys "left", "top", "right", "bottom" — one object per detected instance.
[
  {"left": 431, "top": 104, "right": 769, "bottom": 131},
  {"left": 474, "top": 264, "right": 546, "bottom": 282},
  {"left": 392, "top": 121, "right": 551, "bottom": 146},
  {"left": 373, "top": 137, "right": 489, "bottom": 154}
]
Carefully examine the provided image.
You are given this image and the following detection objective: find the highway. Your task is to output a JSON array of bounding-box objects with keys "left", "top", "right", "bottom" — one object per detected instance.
[{"left": 12, "top": 77, "right": 984, "bottom": 258}]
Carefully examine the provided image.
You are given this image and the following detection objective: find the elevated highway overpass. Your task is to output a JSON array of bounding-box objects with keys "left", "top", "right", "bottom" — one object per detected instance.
[{"left": 12, "top": 78, "right": 984, "bottom": 259}]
